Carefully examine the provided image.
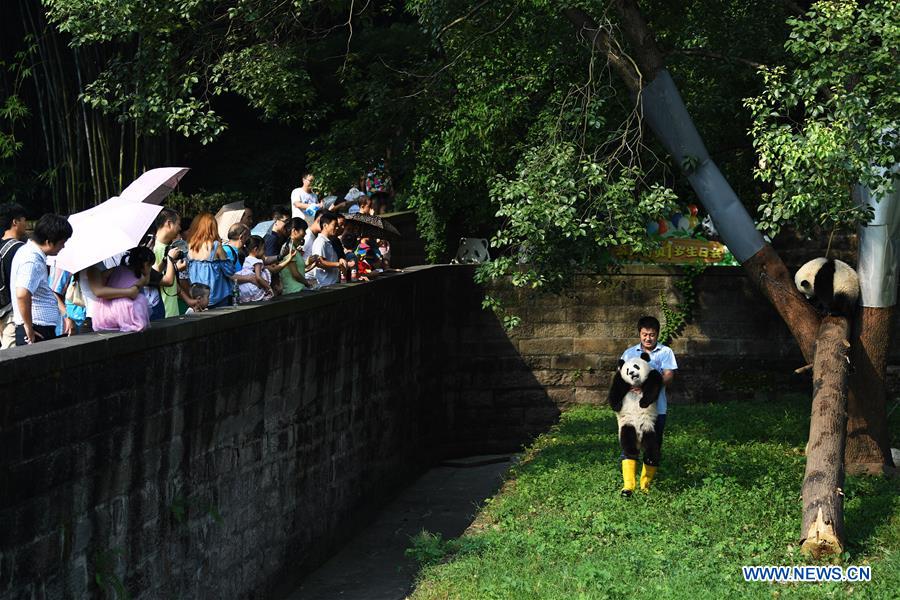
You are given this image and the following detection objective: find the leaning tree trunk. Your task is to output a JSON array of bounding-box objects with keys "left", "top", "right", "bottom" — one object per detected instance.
[
  {"left": 801, "top": 316, "right": 851, "bottom": 558},
  {"left": 846, "top": 306, "right": 896, "bottom": 474}
]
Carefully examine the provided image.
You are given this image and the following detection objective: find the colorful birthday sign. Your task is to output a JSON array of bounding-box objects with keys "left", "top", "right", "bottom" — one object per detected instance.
[{"left": 614, "top": 238, "right": 737, "bottom": 265}]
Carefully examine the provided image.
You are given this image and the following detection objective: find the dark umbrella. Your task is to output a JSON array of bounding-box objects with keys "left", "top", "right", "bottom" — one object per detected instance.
[{"left": 344, "top": 213, "right": 401, "bottom": 238}]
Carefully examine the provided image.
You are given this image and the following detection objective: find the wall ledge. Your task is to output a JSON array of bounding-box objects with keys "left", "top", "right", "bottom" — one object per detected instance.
[{"left": 0, "top": 265, "right": 454, "bottom": 385}]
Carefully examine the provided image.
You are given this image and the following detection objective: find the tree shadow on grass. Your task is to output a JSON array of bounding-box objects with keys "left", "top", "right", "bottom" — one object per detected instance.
[
  {"left": 667, "top": 398, "right": 811, "bottom": 446},
  {"left": 843, "top": 474, "right": 900, "bottom": 554}
]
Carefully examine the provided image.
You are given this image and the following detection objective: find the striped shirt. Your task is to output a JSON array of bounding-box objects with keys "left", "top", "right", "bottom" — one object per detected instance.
[{"left": 11, "top": 241, "right": 60, "bottom": 328}]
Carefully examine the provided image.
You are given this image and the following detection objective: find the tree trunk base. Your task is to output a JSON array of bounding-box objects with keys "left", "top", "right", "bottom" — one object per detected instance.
[
  {"left": 801, "top": 507, "right": 844, "bottom": 558},
  {"left": 845, "top": 462, "right": 898, "bottom": 477}
]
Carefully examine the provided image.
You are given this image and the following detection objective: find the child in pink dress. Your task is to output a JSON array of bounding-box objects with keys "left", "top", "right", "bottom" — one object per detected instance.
[{"left": 92, "top": 247, "right": 154, "bottom": 333}]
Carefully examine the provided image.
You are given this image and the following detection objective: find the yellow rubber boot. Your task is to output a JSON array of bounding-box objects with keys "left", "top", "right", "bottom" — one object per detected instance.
[
  {"left": 621, "top": 459, "right": 638, "bottom": 497},
  {"left": 640, "top": 464, "right": 658, "bottom": 492}
]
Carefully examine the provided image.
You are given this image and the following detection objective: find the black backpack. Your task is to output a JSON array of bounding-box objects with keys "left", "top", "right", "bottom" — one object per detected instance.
[{"left": 0, "top": 238, "right": 25, "bottom": 310}]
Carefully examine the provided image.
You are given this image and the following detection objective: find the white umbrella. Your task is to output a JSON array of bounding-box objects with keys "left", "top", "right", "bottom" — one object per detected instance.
[
  {"left": 215, "top": 200, "right": 246, "bottom": 240},
  {"left": 251, "top": 220, "right": 275, "bottom": 237},
  {"left": 117, "top": 167, "right": 189, "bottom": 205},
  {"left": 55, "top": 202, "right": 163, "bottom": 274}
]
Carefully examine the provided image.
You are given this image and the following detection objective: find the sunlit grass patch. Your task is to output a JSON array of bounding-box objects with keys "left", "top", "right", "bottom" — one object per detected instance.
[{"left": 410, "top": 399, "right": 900, "bottom": 599}]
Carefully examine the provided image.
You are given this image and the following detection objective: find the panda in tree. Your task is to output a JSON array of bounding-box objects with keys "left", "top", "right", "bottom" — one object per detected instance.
[
  {"left": 608, "top": 351, "right": 664, "bottom": 497},
  {"left": 793, "top": 257, "right": 860, "bottom": 318}
]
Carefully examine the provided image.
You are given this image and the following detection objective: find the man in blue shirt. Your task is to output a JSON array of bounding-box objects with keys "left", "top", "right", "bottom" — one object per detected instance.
[
  {"left": 11, "top": 214, "right": 73, "bottom": 345},
  {"left": 619, "top": 315, "right": 677, "bottom": 492}
]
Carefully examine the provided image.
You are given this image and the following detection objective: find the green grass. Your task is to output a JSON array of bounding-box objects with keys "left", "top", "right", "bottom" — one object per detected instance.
[{"left": 409, "top": 398, "right": 900, "bottom": 599}]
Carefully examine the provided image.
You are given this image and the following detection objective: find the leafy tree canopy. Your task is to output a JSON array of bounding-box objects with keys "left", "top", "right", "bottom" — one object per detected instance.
[
  {"left": 38, "top": 0, "right": 897, "bottom": 273},
  {"left": 746, "top": 0, "right": 900, "bottom": 236},
  {"left": 43, "top": 0, "right": 365, "bottom": 143}
]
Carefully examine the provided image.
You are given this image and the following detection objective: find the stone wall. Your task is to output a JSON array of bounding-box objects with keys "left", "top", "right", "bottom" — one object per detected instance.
[
  {"left": 442, "top": 266, "right": 817, "bottom": 458},
  {"left": 0, "top": 264, "right": 858, "bottom": 599}
]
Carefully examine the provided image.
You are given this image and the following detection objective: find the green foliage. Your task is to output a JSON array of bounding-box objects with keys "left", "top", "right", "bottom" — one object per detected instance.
[
  {"left": 92, "top": 548, "right": 129, "bottom": 600},
  {"left": 746, "top": 0, "right": 900, "bottom": 237},
  {"left": 306, "top": 21, "right": 434, "bottom": 195},
  {"left": 474, "top": 140, "right": 678, "bottom": 317},
  {"left": 410, "top": 400, "right": 900, "bottom": 599},
  {"left": 659, "top": 263, "right": 707, "bottom": 344},
  {"left": 215, "top": 43, "right": 318, "bottom": 124},
  {"left": 407, "top": 529, "right": 491, "bottom": 570},
  {"left": 0, "top": 37, "right": 35, "bottom": 181},
  {"left": 404, "top": 1, "right": 591, "bottom": 260},
  {"left": 165, "top": 191, "right": 248, "bottom": 221},
  {"left": 37, "top": 0, "right": 797, "bottom": 265},
  {"left": 38, "top": 0, "right": 894, "bottom": 276},
  {"left": 168, "top": 493, "right": 224, "bottom": 526},
  {"left": 406, "top": 531, "right": 454, "bottom": 568},
  {"left": 42, "top": 0, "right": 351, "bottom": 143}
]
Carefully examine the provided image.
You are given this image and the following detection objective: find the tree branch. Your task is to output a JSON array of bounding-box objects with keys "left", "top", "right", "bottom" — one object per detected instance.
[
  {"left": 562, "top": 7, "right": 640, "bottom": 93},
  {"left": 610, "top": 0, "right": 665, "bottom": 80},
  {"left": 670, "top": 47, "right": 765, "bottom": 69},
  {"left": 437, "top": 0, "right": 492, "bottom": 38}
]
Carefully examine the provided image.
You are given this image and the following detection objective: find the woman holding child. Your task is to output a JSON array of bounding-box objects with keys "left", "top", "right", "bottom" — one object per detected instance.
[
  {"left": 186, "top": 212, "right": 237, "bottom": 308},
  {"left": 91, "top": 247, "right": 156, "bottom": 332}
]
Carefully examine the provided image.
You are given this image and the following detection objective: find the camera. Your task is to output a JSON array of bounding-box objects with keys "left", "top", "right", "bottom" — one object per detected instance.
[{"left": 166, "top": 239, "right": 188, "bottom": 261}]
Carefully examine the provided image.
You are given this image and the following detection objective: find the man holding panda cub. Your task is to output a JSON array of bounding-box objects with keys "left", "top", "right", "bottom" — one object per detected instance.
[{"left": 618, "top": 316, "right": 677, "bottom": 493}]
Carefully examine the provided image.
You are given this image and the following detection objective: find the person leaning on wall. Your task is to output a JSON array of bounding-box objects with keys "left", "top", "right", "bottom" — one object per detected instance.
[{"left": 10, "top": 214, "right": 73, "bottom": 345}]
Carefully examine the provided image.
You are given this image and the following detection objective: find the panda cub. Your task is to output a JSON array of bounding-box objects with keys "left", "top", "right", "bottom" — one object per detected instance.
[
  {"left": 794, "top": 258, "right": 860, "bottom": 318},
  {"left": 608, "top": 352, "right": 663, "bottom": 497}
]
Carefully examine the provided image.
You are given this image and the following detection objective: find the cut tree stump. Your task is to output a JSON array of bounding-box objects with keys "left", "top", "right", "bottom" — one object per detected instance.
[{"left": 800, "top": 316, "right": 851, "bottom": 558}]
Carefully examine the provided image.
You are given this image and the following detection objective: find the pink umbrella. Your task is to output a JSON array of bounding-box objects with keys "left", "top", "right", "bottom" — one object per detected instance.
[
  {"left": 55, "top": 168, "right": 189, "bottom": 273},
  {"left": 55, "top": 202, "right": 163, "bottom": 274},
  {"left": 116, "top": 167, "right": 189, "bottom": 205}
]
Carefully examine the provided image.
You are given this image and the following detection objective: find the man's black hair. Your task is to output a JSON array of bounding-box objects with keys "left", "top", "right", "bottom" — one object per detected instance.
[
  {"left": 271, "top": 206, "right": 290, "bottom": 220},
  {"left": 289, "top": 217, "right": 308, "bottom": 231},
  {"left": 318, "top": 212, "right": 338, "bottom": 228},
  {"left": 154, "top": 207, "right": 180, "bottom": 231},
  {"left": 637, "top": 315, "right": 661, "bottom": 333},
  {"left": 311, "top": 208, "right": 335, "bottom": 225},
  {"left": 32, "top": 214, "right": 73, "bottom": 245},
  {"left": 0, "top": 203, "right": 27, "bottom": 232}
]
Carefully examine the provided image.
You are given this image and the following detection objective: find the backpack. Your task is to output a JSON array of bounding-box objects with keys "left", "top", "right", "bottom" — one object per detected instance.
[{"left": 0, "top": 238, "right": 25, "bottom": 312}]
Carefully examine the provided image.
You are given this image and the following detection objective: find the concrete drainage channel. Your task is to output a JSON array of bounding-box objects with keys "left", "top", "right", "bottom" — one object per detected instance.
[{"left": 287, "top": 456, "right": 516, "bottom": 600}]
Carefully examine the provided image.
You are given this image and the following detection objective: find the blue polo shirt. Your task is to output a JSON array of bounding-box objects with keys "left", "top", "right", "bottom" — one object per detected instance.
[{"left": 620, "top": 343, "right": 678, "bottom": 414}]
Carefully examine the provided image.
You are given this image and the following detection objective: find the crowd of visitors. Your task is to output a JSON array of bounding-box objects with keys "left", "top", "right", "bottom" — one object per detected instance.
[{"left": 0, "top": 170, "right": 395, "bottom": 347}]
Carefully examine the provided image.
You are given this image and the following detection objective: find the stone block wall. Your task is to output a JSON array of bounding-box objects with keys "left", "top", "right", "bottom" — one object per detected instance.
[{"left": 446, "top": 266, "right": 809, "bottom": 433}]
